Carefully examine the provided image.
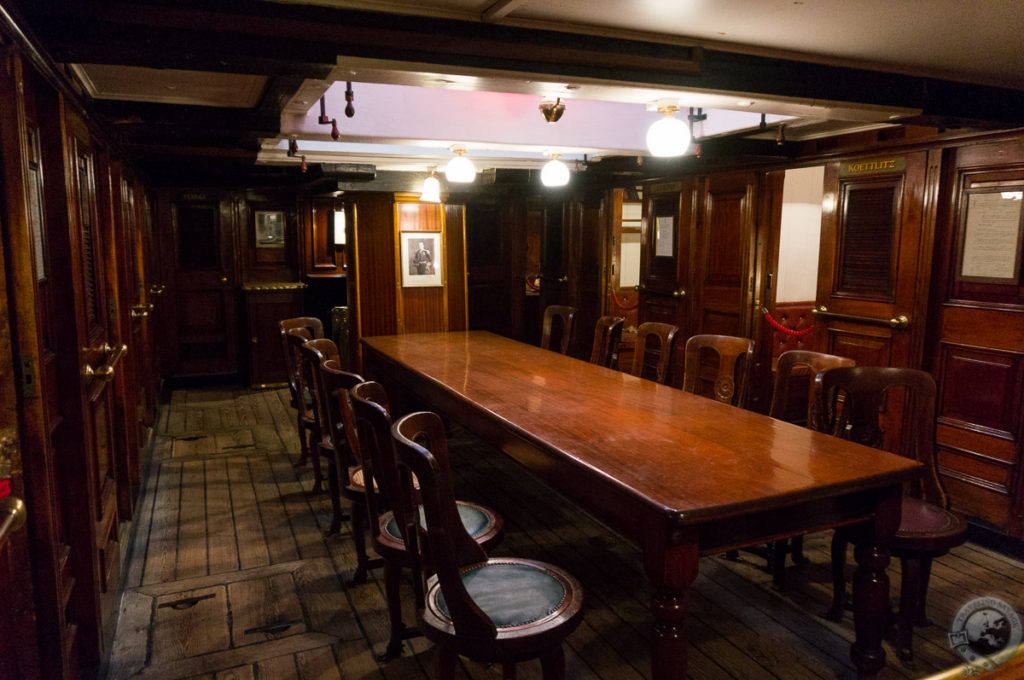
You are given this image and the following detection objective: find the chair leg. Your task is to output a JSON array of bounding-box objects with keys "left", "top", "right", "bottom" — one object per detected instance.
[
  {"left": 539, "top": 645, "right": 566, "bottom": 680},
  {"left": 771, "top": 539, "right": 787, "bottom": 590},
  {"left": 825, "top": 532, "right": 848, "bottom": 621},
  {"left": 327, "top": 455, "right": 343, "bottom": 535},
  {"left": 383, "top": 559, "right": 405, "bottom": 659},
  {"left": 892, "top": 555, "right": 929, "bottom": 668},
  {"left": 294, "top": 414, "right": 309, "bottom": 467},
  {"left": 309, "top": 440, "right": 324, "bottom": 495},
  {"left": 435, "top": 647, "right": 457, "bottom": 680},
  {"left": 351, "top": 499, "right": 370, "bottom": 583},
  {"left": 916, "top": 557, "right": 933, "bottom": 626},
  {"left": 790, "top": 535, "right": 807, "bottom": 564}
]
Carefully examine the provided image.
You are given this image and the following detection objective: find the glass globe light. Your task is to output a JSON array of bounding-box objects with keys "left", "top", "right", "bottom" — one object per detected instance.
[
  {"left": 646, "top": 111, "right": 691, "bottom": 157},
  {"left": 540, "top": 157, "right": 570, "bottom": 187},
  {"left": 420, "top": 175, "right": 441, "bottom": 202},
  {"left": 445, "top": 153, "right": 476, "bottom": 183}
]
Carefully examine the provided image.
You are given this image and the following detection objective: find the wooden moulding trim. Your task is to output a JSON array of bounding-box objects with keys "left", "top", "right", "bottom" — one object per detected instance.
[{"left": 240, "top": 282, "right": 308, "bottom": 291}]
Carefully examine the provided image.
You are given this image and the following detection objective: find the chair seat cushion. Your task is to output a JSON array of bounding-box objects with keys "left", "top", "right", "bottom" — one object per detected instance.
[
  {"left": 347, "top": 466, "right": 379, "bottom": 493},
  {"left": 895, "top": 497, "right": 968, "bottom": 552},
  {"left": 429, "top": 559, "right": 570, "bottom": 629},
  {"left": 383, "top": 501, "right": 493, "bottom": 542},
  {"left": 302, "top": 389, "right": 313, "bottom": 406}
]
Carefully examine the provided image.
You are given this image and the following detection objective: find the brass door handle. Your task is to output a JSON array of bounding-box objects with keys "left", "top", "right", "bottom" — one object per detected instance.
[
  {"left": 149, "top": 284, "right": 166, "bottom": 296},
  {"left": 220, "top": 276, "right": 229, "bottom": 284},
  {"left": 635, "top": 285, "right": 687, "bottom": 299},
  {"left": 130, "top": 303, "right": 154, "bottom": 318},
  {"left": 83, "top": 343, "right": 127, "bottom": 382}
]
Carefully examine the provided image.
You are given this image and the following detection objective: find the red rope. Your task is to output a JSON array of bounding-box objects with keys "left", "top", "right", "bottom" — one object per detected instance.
[
  {"left": 525, "top": 275, "right": 540, "bottom": 291},
  {"left": 612, "top": 292, "right": 639, "bottom": 310},
  {"left": 763, "top": 307, "right": 814, "bottom": 337}
]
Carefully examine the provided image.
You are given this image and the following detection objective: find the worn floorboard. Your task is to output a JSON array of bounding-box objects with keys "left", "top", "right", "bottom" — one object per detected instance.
[{"left": 108, "top": 387, "right": 1024, "bottom": 680}]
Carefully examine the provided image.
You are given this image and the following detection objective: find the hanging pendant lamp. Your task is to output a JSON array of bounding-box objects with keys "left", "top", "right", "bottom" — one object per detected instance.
[
  {"left": 540, "top": 152, "right": 570, "bottom": 187},
  {"left": 420, "top": 170, "right": 441, "bottom": 203}
]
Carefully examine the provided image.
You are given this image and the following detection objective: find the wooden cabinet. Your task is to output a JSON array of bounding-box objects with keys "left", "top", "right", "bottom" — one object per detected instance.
[{"left": 243, "top": 284, "right": 306, "bottom": 387}]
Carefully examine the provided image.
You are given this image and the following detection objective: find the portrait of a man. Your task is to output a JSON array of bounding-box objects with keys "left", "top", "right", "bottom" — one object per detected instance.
[{"left": 400, "top": 231, "right": 442, "bottom": 286}]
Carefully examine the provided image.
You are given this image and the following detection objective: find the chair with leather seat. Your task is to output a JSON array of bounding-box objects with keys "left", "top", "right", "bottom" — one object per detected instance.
[
  {"left": 281, "top": 318, "right": 324, "bottom": 476},
  {"left": 314, "top": 357, "right": 380, "bottom": 581},
  {"left": 681, "top": 334, "right": 755, "bottom": 406},
  {"left": 815, "top": 366, "right": 967, "bottom": 666},
  {"left": 392, "top": 411, "right": 583, "bottom": 680},
  {"left": 589, "top": 315, "right": 624, "bottom": 368},
  {"left": 628, "top": 321, "right": 679, "bottom": 384},
  {"left": 349, "top": 381, "right": 503, "bottom": 659},
  {"left": 540, "top": 305, "right": 576, "bottom": 355},
  {"left": 287, "top": 328, "right": 329, "bottom": 492},
  {"left": 763, "top": 349, "right": 856, "bottom": 587}
]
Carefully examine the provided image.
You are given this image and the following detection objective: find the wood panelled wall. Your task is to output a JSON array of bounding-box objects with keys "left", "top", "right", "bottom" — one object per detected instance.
[{"left": 0, "top": 45, "right": 161, "bottom": 679}]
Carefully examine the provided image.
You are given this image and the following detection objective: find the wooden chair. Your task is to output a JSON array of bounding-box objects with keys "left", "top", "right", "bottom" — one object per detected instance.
[
  {"left": 815, "top": 367, "right": 968, "bottom": 666},
  {"left": 280, "top": 318, "right": 324, "bottom": 475},
  {"left": 589, "top": 315, "right": 624, "bottom": 368},
  {"left": 763, "top": 350, "right": 856, "bottom": 587},
  {"left": 391, "top": 410, "right": 583, "bottom": 680},
  {"left": 681, "top": 334, "right": 754, "bottom": 406},
  {"left": 628, "top": 321, "right": 678, "bottom": 384},
  {"left": 540, "top": 305, "right": 576, "bottom": 355},
  {"left": 349, "top": 381, "right": 503, "bottom": 659},
  {"left": 315, "top": 357, "right": 382, "bottom": 583},
  {"left": 288, "top": 329, "right": 330, "bottom": 492}
]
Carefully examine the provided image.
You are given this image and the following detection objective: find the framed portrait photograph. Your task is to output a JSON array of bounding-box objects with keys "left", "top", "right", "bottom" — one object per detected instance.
[
  {"left": 400, "top": 231, "right": 442, "bottom": 287},
  {"left": 255, "top": 210, "right": 285, "bottom": 248}
]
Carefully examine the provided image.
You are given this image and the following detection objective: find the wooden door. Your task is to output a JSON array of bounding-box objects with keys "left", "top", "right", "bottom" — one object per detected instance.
[
  {"left": 0, "top": 199, "right": 41, "bottom": 680},
  {"left": 814, "top": 152, "right": 934, "bottom": 369},
  {"left": 636, "top": 181, "right": 693, "bottom": 380},
  {"left": 64, "top": 107, "right": 126, "bottom": 665},
  {"left": 566, "top": 187, "right": 607, "bottom": 358},
  {"left": 159, "top": 189, "right": 238, "bottom": 377},
  {"left": 466, "top": 197, "right": 515, "bottom": 336},
  {"left": 927, "top": 139, "right": 1024, "bottom": 537},
  {"left": 692, "top": 171, "right": 758, "bottom": 338},
  {"left": 539, "top": 196, "right": 570, "bottom": 313}
]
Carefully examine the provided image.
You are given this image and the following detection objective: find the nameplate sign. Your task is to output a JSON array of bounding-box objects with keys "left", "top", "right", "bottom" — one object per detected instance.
[{"left": 839, "top": 158, "right": 905, "bottom": 176}]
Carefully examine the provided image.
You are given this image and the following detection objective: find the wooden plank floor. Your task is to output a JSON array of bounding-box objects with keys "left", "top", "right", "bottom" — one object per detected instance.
[{"left": 108, "top": 387, "right": 1024, "bottom": 680}]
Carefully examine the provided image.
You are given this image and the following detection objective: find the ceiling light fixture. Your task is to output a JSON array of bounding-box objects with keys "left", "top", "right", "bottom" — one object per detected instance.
[
  {"left": 539, "top": 97, "right": 565, "bottom": 123},
  {"left": 540, "top": 152, "right": 570, "bottom": 187},
  {"left": 420, "top": 169, "right": 441, "bottom": 203},
  {"left": 445, "top": 146, "right": 476, "bottom": 183},
  {"left": 646, "top": 104, "right": 691, "bottom": 157}
]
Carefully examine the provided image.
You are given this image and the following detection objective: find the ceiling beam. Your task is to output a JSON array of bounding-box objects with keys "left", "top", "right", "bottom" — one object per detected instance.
[{"left": 481, "top": 0, "right": 527, "bottom": 23}]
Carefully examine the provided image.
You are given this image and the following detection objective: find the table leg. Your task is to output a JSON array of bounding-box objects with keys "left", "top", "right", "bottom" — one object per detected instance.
[
  {"left": 851, "top": 488, "right": 901, "bottom": 680},
  {"left": 644, "top": 535, "right": 699, "bottom": 680}
]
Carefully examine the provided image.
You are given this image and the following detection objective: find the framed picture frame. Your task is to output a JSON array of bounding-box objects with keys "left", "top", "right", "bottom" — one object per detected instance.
[
  {"left": 400, "top": 231, "right": 442, "bottom": 287},
  {"left": 255, "top": 210, "right": 285, "bottom": 248},
  {"left": 958, "top": 190, "right": 1023, "bottom": 283}
]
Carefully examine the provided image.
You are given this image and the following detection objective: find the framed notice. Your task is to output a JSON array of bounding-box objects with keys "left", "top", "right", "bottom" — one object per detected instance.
[
  {"left": 959, "top": 191, "right": 1023, "bottom": 283},
  {"left": 655, "top": 215, "right": 675, "bottom": 258},
  {"left": 400, "top": 231, "right": 442, "bottom": 287},
  {"left": 255, "top": 211, "right": 285, "bottom": 248}
]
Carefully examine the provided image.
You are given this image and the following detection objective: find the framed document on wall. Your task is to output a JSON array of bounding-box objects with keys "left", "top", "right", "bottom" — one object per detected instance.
[
  {"left": 959, "top": 191, "right": 1023, "bottom": 283},
  {"left": 255, "top": 210, "right": 285, "bottom": 248},
  {"left": 400, "top": 231, "right": 442, "bottom": 287}
]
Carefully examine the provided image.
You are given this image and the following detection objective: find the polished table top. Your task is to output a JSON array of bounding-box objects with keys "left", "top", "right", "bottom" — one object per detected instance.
[{"left": 362, "top": 331, "right": 922, "bottom": 527}]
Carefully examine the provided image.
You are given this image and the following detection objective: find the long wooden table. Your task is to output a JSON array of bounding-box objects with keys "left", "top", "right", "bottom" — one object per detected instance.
[{"left": 362, "top": 331, "right": 922, "bottom": 679}]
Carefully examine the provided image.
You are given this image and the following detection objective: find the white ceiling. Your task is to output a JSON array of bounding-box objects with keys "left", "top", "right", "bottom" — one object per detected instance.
[{"left": 75, "top": 0, "right": 1024, "bottom": 175}]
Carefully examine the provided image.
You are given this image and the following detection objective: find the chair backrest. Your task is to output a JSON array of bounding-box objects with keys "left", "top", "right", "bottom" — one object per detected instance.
[
  {"left": 297, "top": 338, "right": 339, "bottom": 443},
  {"left": 769, "top": 349, "right": 855, "bottom": 424},
  {"left": 350, "top": 382, "right": 400, "bottom": 535},
  {"left": 316, "top": 358, "right": 364, "bottom": 466},
  {"left": 589, "top": 316, "right": 624, "bottom": 368},
  {"left": 629, "top": 322, "right": 679, "bottom": 384},
  {"left": 280, "top": 317, "right": 324, "bottom": 402},
  {"left": 814, "top": 366, "right": 946, "bottom": 507},
  {"left": 681, "top": 334, "right": 755, "bottom": 406},
  {"left": 392, "top": 411, "right": 496, "bottom": 640},
  {"left": 540, "top": 305, "right": 577, "bottom": 354}
]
